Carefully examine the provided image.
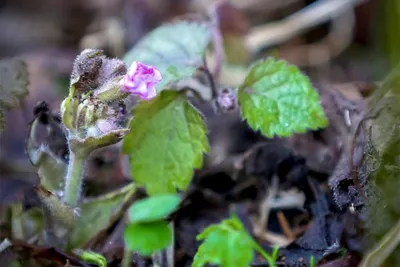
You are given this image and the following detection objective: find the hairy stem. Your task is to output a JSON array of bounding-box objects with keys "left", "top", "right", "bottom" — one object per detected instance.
[
  {"left": 121, "top": 247, "right": 132, "bottom": 267},
  {"left": 63, "top": 152, "right": 86, "bottom": 208},
  {"left": 202, "top": 56, "right": 218, "bottom": 99},
  {"left": 209, "top": 1, "right": 224, "bottom": 80}
]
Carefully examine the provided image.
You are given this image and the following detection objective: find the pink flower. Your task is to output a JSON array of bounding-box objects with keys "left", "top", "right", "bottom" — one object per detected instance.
[{"left": 121, "top": 61, "right": 162, "bottom": 100}]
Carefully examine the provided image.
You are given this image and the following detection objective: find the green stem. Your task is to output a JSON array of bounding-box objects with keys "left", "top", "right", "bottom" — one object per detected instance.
[
  {"left": 63, "top": 152, "right": 86, "bottom": 208},
  {"left": 121, "top": 247, "right": 132, "bottom": 267},
  {"left": 253, "top": 241, "right": 276, "bottom": 267}
]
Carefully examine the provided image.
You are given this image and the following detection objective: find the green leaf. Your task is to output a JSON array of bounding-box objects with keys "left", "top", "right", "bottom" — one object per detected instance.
[
  {"left": 36, "top": 186, "right": 75, "bottom": 229},
  {"left": 124, "top": 221, "right": 171, "bottom": 256},
  {"left": 238, "top": 58, "right": 328, "bottom": 137},
  {"left": 72, "top": 249, "right": 107, "bottom": 267},
  {"left": 68, "top": 183, "right": 136, "bottom": 249},
  {"left": 124, "top": 21, "right": 211, "bottom": 91},
  {"left": 128, "top": 194, "right": 180, "bottom": 223},
  {"left": 310, "top": 256, "right": 316, "bottom": 267},
  {"left": 192, "top": 215, "right": 255, "bottom": 267},
  {"left": 122, "top": 90, "right": 209, "bottom": 195},
  {"left": 0, "top": 58, "right": 29, "bottom": 132}
]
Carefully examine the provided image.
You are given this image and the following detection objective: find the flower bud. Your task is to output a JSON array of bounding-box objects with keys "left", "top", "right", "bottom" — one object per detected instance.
[
  {"left": 61, "top": 49, "right": 131, "bottom": 155},
  {"left": 216, "top": 88, "right": 237, "bottom": 113},
  {"left": 61, "top": 49, "right": 163, "bottom": 156}
]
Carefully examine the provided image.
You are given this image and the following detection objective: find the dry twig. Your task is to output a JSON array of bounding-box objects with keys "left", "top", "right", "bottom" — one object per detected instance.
[{"left": 245, "top": 0, "right": 366, "bottom": 52}]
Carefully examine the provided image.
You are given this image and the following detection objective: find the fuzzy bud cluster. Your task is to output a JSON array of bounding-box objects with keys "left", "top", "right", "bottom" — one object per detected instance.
[{"left": 60, "top": 49, "right": 161, "bottom": 156}]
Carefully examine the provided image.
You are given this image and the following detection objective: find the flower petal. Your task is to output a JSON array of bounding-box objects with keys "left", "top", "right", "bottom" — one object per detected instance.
[
  {"left": 136, "top": 82, "right": 148, "bottom": 94},
  {"left": 128, "top": 61, "right": 138, "bottom": 77},
  {"left": 146, "top": 86, "right": 157, "bottom": 99},
  {"left": 153, "top": 68, "right": 162, "bottom": 81}
]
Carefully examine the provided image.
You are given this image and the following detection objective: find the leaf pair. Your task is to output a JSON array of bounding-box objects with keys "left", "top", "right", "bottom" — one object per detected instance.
[{"left": 123, "top": 194, "right": 180, "bottom": 256}]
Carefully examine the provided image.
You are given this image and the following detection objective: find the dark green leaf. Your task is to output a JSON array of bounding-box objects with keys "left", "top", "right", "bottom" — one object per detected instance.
[
  {"left": 128, "top": 194, "right": 180, "bottom": 223},
  {"left": 124, "top": 221, "right": 171, "bottom": 256},
  {"left": 123, "top": 90, "right": 209, "bottom": 195},
  {"left": 238, "top": 58, "right": 328, "bottom": 137},
  {"left": 124, "top": 21, "right": 211, "bottom": 91}
]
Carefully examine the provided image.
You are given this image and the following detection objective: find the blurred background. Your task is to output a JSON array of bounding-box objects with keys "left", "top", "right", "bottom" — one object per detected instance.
[{"left": 1, "top": 0, "right": 400, "bottom": 265}]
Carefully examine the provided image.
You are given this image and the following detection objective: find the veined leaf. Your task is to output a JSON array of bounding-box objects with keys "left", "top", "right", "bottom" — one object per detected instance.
[
  {"left": 192, "top": 215, "right": 255, "bottom": 267},
  {"left": 123, "top": 90, "right": 209, "bottom": 195},
  {"left": 238, "top": 58, "right": 328, "bottom": 137},
  {"left": 124, "top": 21, "right": 211, "bottom": 91},
  {"left": 0, "top": 58, "right": 29, "bottom": 132},
  {"left": 124, "top": 221, "right": 171, "bottom": 256},
  {"left": 68, "top": 183, "right": 136, "bottom": 249},
  {"left": 128, "top": 194, "right": 180, "bottom": 223}
]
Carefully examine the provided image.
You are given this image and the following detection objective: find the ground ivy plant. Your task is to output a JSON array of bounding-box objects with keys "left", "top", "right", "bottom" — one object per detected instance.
[
  {"left": 14, "top": 18, "right": 327, "bottom": 267},
  {"left": 193, "top": 215, "right": 279, "bottom": 267}
]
